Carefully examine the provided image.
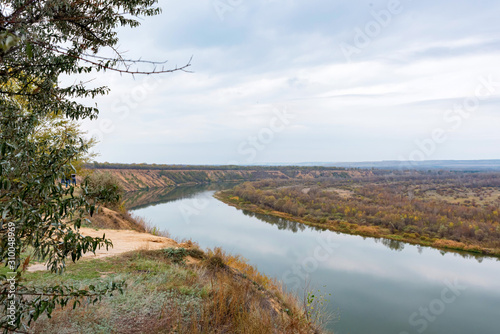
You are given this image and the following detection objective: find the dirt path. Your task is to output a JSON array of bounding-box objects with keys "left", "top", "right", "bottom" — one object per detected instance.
[{"left": 28, "top": 228, "right": 178, "bottom": 272}]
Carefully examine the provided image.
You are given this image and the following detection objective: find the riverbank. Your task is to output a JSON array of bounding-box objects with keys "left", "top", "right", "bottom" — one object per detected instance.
[
  {"left": 88, "top": 165, "right": 371, "bottom": 192},
  {"left": 20, "top": 207, "right": 329, "bottom": 333},
  {"left": 215, "top": 191, "right": 500, "bottom": 258}
]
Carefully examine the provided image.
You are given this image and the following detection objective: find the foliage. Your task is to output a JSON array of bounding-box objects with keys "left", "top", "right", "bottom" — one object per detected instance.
[
  {"left": 83, "top": 171, "right": 124, "bottom": 208},
  {"left": 0, "top": 0, "right": 189, "bottom": 331},
  {"left": 33, "top": 112, "right": 98, "bottom": 174},
  {"left": 304, "top": 285, "right": 332, "bottom": 325},
  {"left": 0, "top": 272, "right": 124, "bottom": 331},
  {"left": 227, "top": 172, "right": 500, "bottom": 252},
  {"left": 163, "top": 247, "right": 188, "bottom": 264}
]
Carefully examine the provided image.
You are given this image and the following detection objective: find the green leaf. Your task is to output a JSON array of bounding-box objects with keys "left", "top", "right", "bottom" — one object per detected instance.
[{"left": 26, "top": 43, "right": 33, "bottom": 59}]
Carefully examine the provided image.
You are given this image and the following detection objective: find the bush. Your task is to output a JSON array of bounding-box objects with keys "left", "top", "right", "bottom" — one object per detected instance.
[
  {"left": 164, "top": 248, "right": 188, "bottom": 264},
  {"left": 206, "top": 255, "right": 226, "bottom": 270},
  {"left": 84, "top": 171, "right": 125, "bottom": 208},
  {"left": 474, "top": 229, "right": 485, "bottom": 241}
]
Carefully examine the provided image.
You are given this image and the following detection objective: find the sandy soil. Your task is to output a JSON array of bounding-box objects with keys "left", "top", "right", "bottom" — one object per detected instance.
[{"left": 27, "top": 228, "right": 177, "bottom": 272}]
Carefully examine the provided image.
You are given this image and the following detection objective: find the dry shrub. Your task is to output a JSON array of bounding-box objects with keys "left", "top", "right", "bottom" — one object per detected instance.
[
  {"left": 206, "top": 247, "right": 271, "bottom": 288},
  {"left": 433, "top": 239, "right": 466, "bottom": 249},
  {"left": 178, "top": 271, "right": 312, "bottom": 334},
  {"left": 28, "top": 248, "right": 327, "bottom": 334}
]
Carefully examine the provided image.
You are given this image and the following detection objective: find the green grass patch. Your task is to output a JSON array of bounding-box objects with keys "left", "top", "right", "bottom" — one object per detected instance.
[{"left": 23, "top": 247, "right": 323, "bottom": 334}]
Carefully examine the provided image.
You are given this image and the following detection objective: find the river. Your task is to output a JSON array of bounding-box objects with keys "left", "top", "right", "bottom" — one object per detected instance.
[{"left": 126, "top": 185, "right": 500, "bottom": 334}]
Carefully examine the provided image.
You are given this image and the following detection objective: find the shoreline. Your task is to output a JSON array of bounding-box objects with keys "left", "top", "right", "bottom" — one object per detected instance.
[
  {"left": 214, "top": 191, "right": 500, "bottom": 259},
  {"left": 20, "top": 206, "right": 328, "bottom": 333}
]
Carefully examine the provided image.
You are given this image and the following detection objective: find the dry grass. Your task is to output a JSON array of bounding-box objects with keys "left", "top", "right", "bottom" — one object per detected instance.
[
  {"left": 324, "top": 187, "right": 354, "bottom": 198},
  {"left": 87, "top": 207, "right": 147, "bottom": 232},
  {"left": 420, "top": 187, "right": 500, "bottom": 206},
  {"left": 127, "top": 212, "right": 172, "bottom": 238},
  {"left": 87, "top": 206, "right": 174, "bottom": 238},
  {"left": 26, "top": 246, "right": 327, "bottom": 334},
  {"left": 432, "top": 239, "right": 466, "bottom": 249},
  {"left": 206, "top": 247, "right": 272, "bottom": 288},
  {"left": 30, "top": 207, "right": 331, "bottom": 333}
]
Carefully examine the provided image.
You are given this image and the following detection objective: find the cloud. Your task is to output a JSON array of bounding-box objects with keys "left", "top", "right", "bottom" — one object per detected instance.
[{"left": 76, "top": 0, "right": 500, "bottom": 164}]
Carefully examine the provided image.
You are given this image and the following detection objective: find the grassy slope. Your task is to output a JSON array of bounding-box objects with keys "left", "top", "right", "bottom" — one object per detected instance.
[
  {"left": 15, "top": 209, "right": 328, "bottom": 334},
  {"left": 215, "top": 191, "right": 500, "bottom": 258}
]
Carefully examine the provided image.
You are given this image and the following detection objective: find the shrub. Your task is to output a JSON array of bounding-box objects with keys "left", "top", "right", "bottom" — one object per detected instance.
[
  {"left": 84, "top": 172, "right": 125, "bottom": 208},
  {"left": 205, "top": 255, "right": 226, "bottom": 270},
  {"left": 164, "top": 248, "right": 188, "bottom": 264},
  {"left": 474, "top": 229, "right": 485, "bottom": 241}
]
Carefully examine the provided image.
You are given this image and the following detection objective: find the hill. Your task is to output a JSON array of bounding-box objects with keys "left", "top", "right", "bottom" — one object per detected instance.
[{"left": 87, "top": 164, "right": 371, "bottom": 192}]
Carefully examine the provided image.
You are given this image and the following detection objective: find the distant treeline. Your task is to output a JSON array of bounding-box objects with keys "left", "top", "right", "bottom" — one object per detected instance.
[
  {"left": 329, "top": 160, "right": 500, "bottom": 171},
  {"left": 86, "top": 162, "right": 349, "bottom": 171}
]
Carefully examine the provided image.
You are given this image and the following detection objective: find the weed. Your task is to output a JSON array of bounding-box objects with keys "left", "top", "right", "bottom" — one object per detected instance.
[{"left": 163, "top": 247, "right": 188, "bottom": 264}]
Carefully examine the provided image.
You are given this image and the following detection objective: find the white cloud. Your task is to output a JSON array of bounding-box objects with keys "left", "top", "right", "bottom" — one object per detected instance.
[{"left": 74, "top": 0, "right": 500, "bottom": 164}]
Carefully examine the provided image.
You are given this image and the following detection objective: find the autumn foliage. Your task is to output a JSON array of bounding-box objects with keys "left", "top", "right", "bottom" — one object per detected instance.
[{"left": 226, "top": 171, "right": 500, "bottom": 252}]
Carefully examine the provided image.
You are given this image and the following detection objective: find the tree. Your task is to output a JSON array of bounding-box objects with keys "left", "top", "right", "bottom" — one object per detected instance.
[
  {"left": 33, "top": 111, "right": 98, "bottom": 172},
  {"left": 84, "top": 171, "right": 125, "bottom": 208},
  {"left": 0, "top": 1, "right": 190, "bottom": 331}
]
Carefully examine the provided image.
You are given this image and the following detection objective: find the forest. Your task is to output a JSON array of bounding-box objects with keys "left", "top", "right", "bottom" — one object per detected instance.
[{"left": 219, "top": 171, "right": 500, "bottom": 256}]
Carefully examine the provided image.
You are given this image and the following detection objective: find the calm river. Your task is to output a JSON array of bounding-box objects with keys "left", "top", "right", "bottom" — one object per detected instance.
[{"left": 127, "top": 185, "right": 500, "bottom": 334}]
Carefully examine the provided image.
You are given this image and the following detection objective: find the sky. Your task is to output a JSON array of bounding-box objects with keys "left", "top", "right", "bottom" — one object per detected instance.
[{"left": 76, "top": 0, "right": 500, "bottom": 165}]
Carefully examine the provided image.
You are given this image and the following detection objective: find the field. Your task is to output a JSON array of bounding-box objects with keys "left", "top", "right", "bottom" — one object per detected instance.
[{"left": 218, "top": 171, "right": 500, "bottom": 256}]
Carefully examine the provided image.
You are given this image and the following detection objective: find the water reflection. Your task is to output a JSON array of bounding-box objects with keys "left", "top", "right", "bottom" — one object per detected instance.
[
  {"left": 130, "top": 186, "right": 500, "bottom": 334},
  {"left": 123, "top": 183, "right": 239, "bottom": 210},
  {"left": 241, "top": 210, "right": 326, "bottom": 233},
  {"left": 375, "top": 238, "right": 405, "bottom": 252},
  {"left": 126, "top": 185, "right": 496, "bottom": 263}
]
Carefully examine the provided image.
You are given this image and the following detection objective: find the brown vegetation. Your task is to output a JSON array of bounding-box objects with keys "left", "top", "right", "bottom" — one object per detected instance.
[
  {"left": 26, "top": 205, "right": 328, "bottom": 333},
  {"left": 87, "top": 207, "right": 147, "bottom": 232},
  {"left": 28, "top": 244, "right": 326, "bottom": 333},
  {"left": 220, "top": 172, "right": 500, "bottom": 256}
]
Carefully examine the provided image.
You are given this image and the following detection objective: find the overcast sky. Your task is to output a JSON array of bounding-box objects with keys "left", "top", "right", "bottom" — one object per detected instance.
[{"left": 77, "top": 0, "right": 500, "bottom": 165}]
